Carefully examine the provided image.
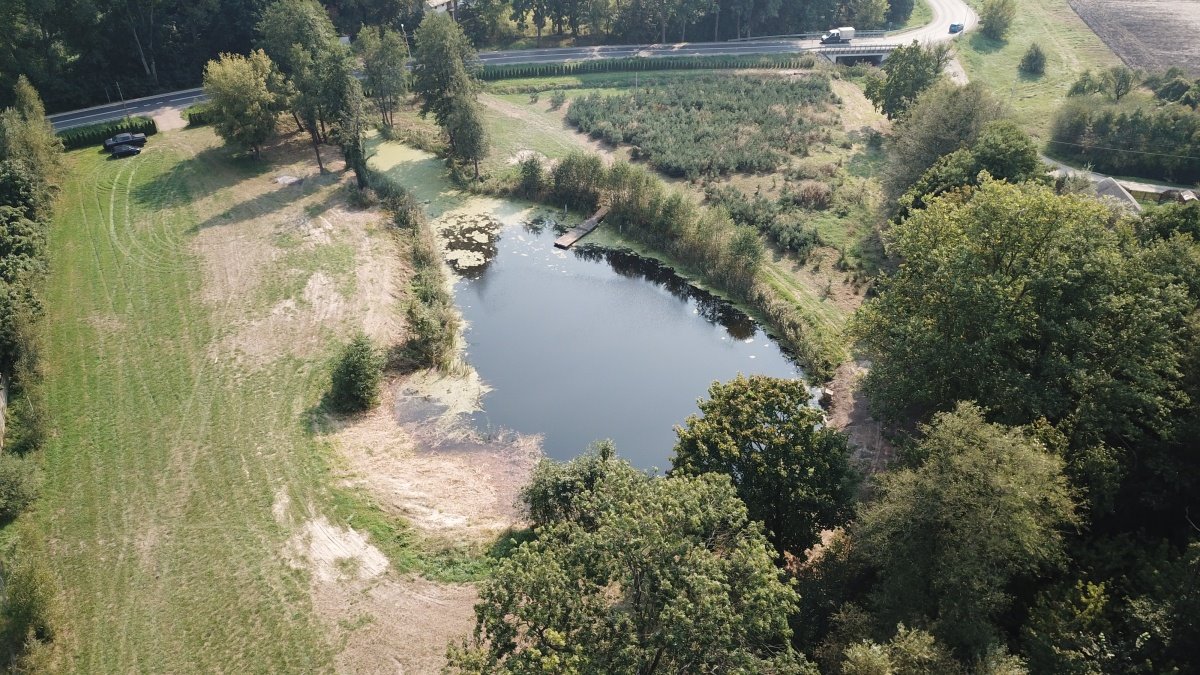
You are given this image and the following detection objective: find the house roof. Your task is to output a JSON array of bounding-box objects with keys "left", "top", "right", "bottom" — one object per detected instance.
[{"left": 1094, "top": 177, "right": 1142, "bottom": 213}]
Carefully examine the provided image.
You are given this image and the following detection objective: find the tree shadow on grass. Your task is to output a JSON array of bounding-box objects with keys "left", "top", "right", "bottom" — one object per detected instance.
[
  {"left": 130, "top": 144, "right": 275, "bottom": 210},
  {"left": 184, "top": 169, "right": 350, "bottom": 233},
  {"left": 968, "top": 32, "right": 1006, "bottom": 55}
]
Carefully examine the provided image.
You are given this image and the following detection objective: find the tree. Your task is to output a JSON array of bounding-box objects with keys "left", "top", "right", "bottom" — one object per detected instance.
[
  {"left": 329, "top": 333, "right": 384, "bottom": 412},
  {"left": 882, "top": 81, "right": 1007, "bottom": 198},
  {"left": 1102, "top": 66, "right": 1136, "bottom": 101},
  {"left": 448, "top": 455, "right": 815, "bottom": 673},
  {"left": 445, "top": 78, "right": 489, "bottom": 180},
  {"left": 510, "top": 0, "right": 553, "bottom": 46},
  {"left": 979, "top": 0, "right": 1016, "bottom": 40},
  {"left": 2, "top": 76, "right": 62, "bottom": 188},
  {"left": 411, "top": 12, "right": 479, "bottom": 128},
  {"left": 337, "top": 79, "right": 371, "bottom": 189},
  {"left": 855, "top": 403, "right": 1077, "bottom": 657},
  {"left": 852, "top": 178, "right": 1193, "bottom": 449},
  {"left": 257, "top": 0, "right": 338, "bottom": 78},
  {"left": 356, "top": 25, "right": 409, "bottom": 128},
  {"left": 202, "top": 50, "right": 282, "bottom": 157},
  {"left": 864, "top": 41, "right": 951, "bottom": 120},
  {"left": 671, "top": 375, "right": 858, "bottom": 556},
  {"left": 897, "top": 119, "right": 1042, "bottom": 216}
]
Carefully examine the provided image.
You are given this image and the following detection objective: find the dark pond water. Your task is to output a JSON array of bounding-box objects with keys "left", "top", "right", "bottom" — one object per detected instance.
[
  {"left": 368, "top": 140, "right": 807, "bottom": 469},
  {"left": 450, "top": 216, "right": 804, "bottom": 470}
]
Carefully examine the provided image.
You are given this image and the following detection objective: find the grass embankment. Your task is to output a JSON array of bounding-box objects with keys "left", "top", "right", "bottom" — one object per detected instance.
[
  {"left": 32, "top": 129, "right": 479, "bottom": 670},
  {"left": 956, "top": 0, "right": 1120, "bottom": 138}
]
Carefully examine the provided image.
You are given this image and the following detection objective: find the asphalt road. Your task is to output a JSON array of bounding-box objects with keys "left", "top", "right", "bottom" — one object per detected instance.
[{"left": 46, "top": 0, "right": 978, "bottom": 131}]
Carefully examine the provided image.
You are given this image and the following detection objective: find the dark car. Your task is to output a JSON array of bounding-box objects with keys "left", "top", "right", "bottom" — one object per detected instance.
[
  {"left": 110, "top": 144, "right": 142, "bottom": 158},
  {"left": 949, "top": 23, "right": 965, "bottom": 34},
  {"left": 102, "top": 132, "right": 148, "bottom": 151}
]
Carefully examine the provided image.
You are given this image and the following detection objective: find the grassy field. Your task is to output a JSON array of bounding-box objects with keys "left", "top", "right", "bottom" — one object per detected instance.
[
  {"left": 956, "top": 0, "right": 1120, "bottom": 138},
  {"left": 31, "top": 129, "right": 407, "bottom": 671}
]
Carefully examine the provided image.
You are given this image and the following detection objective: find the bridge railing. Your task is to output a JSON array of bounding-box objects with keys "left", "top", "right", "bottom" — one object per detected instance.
[{"left": 813, "top": 43, "right": 900, "bottom": 55}]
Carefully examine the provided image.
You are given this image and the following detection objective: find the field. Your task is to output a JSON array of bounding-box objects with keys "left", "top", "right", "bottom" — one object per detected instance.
[
  {"left": 1066, "top": 0, "right": 1200, "bottom": 77},
  {"left": 30, "top": 128, "right": 505, "bottom": 671},
  {"left": 956, "top": 0, "right": 1121, "bottom": 138}
]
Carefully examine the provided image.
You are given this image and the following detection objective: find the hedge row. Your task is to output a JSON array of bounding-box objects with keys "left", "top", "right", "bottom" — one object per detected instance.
[
  {"left": 58, "top": 116, "right": 157, "bottom": 150},
  {"left": 184, "top": 103, "right": 213, "bottom": 127},
  {"left": 480, "top": 54, "right": 819, "bottom": 81}
]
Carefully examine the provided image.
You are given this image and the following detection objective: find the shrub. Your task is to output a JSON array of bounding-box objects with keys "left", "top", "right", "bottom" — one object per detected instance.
[
  {"left": 565, "top": 73, "right": 832, "bottom": 178},
  {"left": 980, "top": 0, "right": 1017, "bottom": 40},
  {"left": 56, "top": 116, "right": 157, "bottom": 151},
  {"left": 329, "top": 334, "right": 385, "bottom": 413},
  {"left": 0, "top": 454, "right": 37, "bottom": 522},
  {"left": 548, "top": 90, "right": 567, "bottom": 111},
  {"left": 1019, "top": 44, "right": 1046, "bottom": 75},
  {"left": 516, "top": 155, "right": 546, "bottom": 199},
  {"left": 183, "top": 103, "right": 214, "bottom": 127},
  {"left": 791, "top": 180, "right": 834, "bottom": 209}
]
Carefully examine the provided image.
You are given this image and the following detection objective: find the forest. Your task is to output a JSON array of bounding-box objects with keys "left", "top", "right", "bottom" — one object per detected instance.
[{"left": 0, "top": 0, "right": 913, "bottom": 112}]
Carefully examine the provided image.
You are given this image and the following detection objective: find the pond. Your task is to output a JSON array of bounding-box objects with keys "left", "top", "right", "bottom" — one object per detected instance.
[{"left": 370, "top": 142, "right": 806, "bottom": 469}]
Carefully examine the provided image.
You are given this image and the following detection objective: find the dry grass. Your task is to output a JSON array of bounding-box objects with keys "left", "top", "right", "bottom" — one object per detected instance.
[{"left": 33, "top": 126, "right": 506, "bottom": 671}]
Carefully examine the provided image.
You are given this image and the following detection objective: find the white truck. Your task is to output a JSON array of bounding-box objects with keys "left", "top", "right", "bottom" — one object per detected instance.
[{"left": 820, "top": 27, "right": 855, "bottom": 44}]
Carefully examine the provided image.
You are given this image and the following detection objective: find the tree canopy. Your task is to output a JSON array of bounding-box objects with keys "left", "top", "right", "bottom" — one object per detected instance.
[
  {"left": 864, "top": 41, "right": 950, "bottom": 120},
  {"left": 854, "top": 178, "right": 1193, "bottom": 450},
  {"left": 671, "top": 374, "right": 858, "bottom": 556},
  {"left": 855, "top": 402, "right": 1077, "bottom": 657},
  {"left": 202, "top": 50, "right": 283, "bottom": 156},
  {"left": 450, "top": 451, "right": 814, "bottom": 673}
]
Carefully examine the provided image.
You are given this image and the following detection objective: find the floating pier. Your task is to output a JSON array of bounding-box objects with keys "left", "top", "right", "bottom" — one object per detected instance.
[{"left": 553, "top": 206, "right": 609, "bottom": 249}]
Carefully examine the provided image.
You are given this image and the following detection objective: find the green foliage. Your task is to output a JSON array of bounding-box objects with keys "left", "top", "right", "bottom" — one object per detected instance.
[
  {"left": 550, "top": 151, "right": 605, "bottom": 211},
  {"left": 356, "top": 25, "right": 409, "bottom": 128},
  {"left": 864, "top": 41, "right": 950, "bottom": 120},
  {"left": 980, "top": 0, "right": 1016, "bottom": 40},
  {"left": 855, "top": 403, "right": 1077, "bottom": 657},
  {"left": 882, "top": 81, "right": 1007, "bottom": 198},
  {"left": 515, "top": 154, "right": 547, "bottom": 199},
  {"left": 898, "top": 119, "right": 1042, "bottom": 216},
  {"left": 183, "top": 104, "right": 214, "bottom": 127},
  {"left": 521, "top": 440, "right": 632, "bottom": 526},
  {"left": 445, "top": 74, "right": 490, "bottom": 179},
  {"left": 329, "top": 333, "right": 385, "bottom": 413},
  {"left": 853, "top": 179, "right": 1193, "bottom": 448},
  {"left": 1102, "top": 66, "right": 1136, "bottom": 102},
  {"left": 566, "top": 73, "right": 833, "bottom": 178},
  {"left": 0, "top": 452, "right": 37, "bottom": 521},
  {"left": 706, "top": 185, "right": 824, "bottom": 257},
  {"left": 202, "top": 50, "right": 283, "bottom": 155},
  {"left": 413, "top": 12, "right": 480, "bottom": 128},
  {"left": 841, "top": 624, "right": 960, "bottom": 674},
  {"left": 0, "top": 536, "right": 59, "bottom": 665},
  {"left": 1049, "top": 98, "right": 1200, "bottom": 183},
  {"left": 480, "top": 54, "right": 820, "bottom": 82},
  {"left": 337, "top": 79, "right": 371, "bottom": 189},
  {"left": 547, "top": 90, "right": 567, "bottom": 110},
  {"left": 257, "top": 0, "right": 338, "bottom": 78},
  {"left": 1018, "top": 44, "right": 1046, "bottom": 76},
  {"left": 56, "top": 117, "right": 157, "bottom": 151},
  {"left": 449, "top": 455, "right": 815, "bottom": 673},
  {"left": 671, "top": 374, "right": 858, "bottom": 555}
]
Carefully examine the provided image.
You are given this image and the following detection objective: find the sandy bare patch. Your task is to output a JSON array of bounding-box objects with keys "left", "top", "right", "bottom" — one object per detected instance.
[
  {"left": 826, "top": 361, "right": 894, "bottom": 473},
  {"left": 287, "top": 517, "right": 389, "bottom": 583},
  {"left": 150, "top": 106, "right": 188, "bottom": 132}
]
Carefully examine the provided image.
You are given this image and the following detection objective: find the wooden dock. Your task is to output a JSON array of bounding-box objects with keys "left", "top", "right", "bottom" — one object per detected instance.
[{"left": 553, "top": 206, "right": 609, "bottom": 249}]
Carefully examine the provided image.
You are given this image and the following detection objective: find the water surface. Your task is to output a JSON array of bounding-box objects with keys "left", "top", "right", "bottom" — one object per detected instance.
[{"left": 370, "top": 141, "right": 804, "bottom": 468}]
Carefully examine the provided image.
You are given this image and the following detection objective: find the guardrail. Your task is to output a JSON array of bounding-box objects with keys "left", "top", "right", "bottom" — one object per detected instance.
[
  {"left": 815, "top": 43, "right": 901, "bottom": 54},
  {"left": 729, "top": 30, "right": 889, "bottom": 42}
]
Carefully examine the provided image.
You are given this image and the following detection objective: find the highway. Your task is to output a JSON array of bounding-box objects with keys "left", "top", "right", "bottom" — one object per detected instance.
[{"left": 46, "top": 0, "right": 977, "bottom": 131}]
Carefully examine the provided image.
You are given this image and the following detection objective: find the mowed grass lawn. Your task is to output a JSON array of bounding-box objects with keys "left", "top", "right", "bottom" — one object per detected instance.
[
  {"left": 35, "top": 129, "right": 383, "bottom": 671},
  {"left": 957, "top": 0, "right": 1120, "bottom": 138}
]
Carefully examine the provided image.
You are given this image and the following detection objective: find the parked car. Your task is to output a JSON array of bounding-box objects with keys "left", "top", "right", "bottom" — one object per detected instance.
[
  {"left": 102, "top": 132, "right": 148, "bottom": 151},
  {"left": 949, "top": 23, "right": 965, "bottom": 34},
  {"left": 110, "top": 144, "right": 142, "bottom": 158}
]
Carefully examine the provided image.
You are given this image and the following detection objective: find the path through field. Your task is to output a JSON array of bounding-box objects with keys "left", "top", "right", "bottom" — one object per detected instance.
[{"left": 36, "top": 129, "right": 410, "bottom": 671}]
